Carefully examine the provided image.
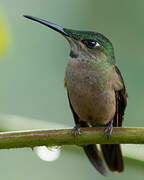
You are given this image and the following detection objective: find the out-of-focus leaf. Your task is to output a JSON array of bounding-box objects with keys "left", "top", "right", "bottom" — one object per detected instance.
[
  {"left": 0, "top": 113, "right": 67, "bottom": 131},
  {"left": 0, "top": 11, "right": 11, "bottom": 56},
  {"left": 122, "top": 144, "right": 144, "bottom": 161}
]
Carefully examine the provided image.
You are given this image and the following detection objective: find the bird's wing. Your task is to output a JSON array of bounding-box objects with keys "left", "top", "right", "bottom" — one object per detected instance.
[
  {"left": 101, "top": 66, "right": 127, "bottom": 172},
  {"left": 114, "top": 66, "right": 127, "bottom": 127}
]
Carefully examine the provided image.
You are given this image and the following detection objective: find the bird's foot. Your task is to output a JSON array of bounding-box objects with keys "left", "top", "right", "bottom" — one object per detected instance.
[
  {"left": 72, "top": 124, "right": 81, "bottom": 136},
  {"left": 104, "top": 120, "right": 113, "bottom": 138}
]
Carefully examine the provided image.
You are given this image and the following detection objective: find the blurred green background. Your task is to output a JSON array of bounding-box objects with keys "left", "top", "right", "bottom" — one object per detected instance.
[{"left": 0, "top": 0, "right": 144, "bottom": 179}]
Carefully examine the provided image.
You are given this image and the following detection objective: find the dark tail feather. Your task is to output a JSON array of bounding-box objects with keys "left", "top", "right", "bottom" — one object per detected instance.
[
  {"left": 83, "top": 144, "right": 107, "bottom": 176},
  {"left": 101, "top": 144, "right": 124, "bottom": 172}
]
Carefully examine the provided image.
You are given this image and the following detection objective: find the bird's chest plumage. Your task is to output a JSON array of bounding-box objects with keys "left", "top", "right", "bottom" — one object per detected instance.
[{"left": 65, "top": 58, "right": 116, "bottom": 125}]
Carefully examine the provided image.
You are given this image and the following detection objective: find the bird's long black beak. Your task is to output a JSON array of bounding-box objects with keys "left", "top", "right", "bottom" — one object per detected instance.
[{"left": 23, "top": 15, "right": 70, "bottom": 37}]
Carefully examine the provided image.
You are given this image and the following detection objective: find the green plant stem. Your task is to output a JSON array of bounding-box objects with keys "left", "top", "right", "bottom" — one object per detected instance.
[{"left": 0, "top": 127, "right": 144, "bottom": 149}]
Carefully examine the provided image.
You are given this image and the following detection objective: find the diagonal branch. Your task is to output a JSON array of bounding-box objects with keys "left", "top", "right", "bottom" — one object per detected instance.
[{"left": 0, "top": 127, "right": 144, "bottom": 149}]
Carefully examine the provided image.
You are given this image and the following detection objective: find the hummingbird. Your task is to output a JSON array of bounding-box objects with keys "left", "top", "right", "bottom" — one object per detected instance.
[{"left": 24, "top": 15, "right": 127, "bottom": 176}]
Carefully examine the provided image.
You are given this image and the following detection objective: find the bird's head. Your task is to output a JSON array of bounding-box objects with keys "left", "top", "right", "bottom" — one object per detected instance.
[{"left": 24, "top": 15, "right": 115, "bottom": 64}]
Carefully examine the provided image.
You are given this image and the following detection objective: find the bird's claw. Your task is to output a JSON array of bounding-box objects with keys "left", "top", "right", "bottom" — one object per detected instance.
[
  {"left": 72, "top": 125, "right": 81, "bottom": 136},
  {"left": 104, "top": 120, "right": 113, "bottom": 138}
]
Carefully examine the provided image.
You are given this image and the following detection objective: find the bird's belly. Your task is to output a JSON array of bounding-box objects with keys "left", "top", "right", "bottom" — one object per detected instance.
[
  {"left": 66, "top": 68, "right": 116, "bottom": 125},
  {"left": 68, "top": 88, "right": 115, "bottom": 125}
]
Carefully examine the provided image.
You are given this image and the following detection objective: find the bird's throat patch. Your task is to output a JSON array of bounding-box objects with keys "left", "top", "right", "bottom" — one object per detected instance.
[{"left": 70, "top": 50, "right": 79, "bottom": 59}]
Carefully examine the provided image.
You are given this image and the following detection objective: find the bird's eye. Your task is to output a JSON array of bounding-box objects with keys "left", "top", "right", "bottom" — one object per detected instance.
[{"left": 82, "top": 39, "right": 100, "bottom": 49}]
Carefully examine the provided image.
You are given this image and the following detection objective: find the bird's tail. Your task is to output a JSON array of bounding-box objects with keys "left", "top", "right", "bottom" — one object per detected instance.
[
  {"left": 83, "top": 144, "right": 107, "bottom": 176},
  {"left": 100, "top": 144, "right": 124, "bottom": 172}
]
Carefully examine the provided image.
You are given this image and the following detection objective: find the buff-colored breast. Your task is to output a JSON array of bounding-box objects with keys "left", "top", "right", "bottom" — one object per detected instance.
[{"left": 65, "top": 58, "right": 121, "bottom": 126}]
